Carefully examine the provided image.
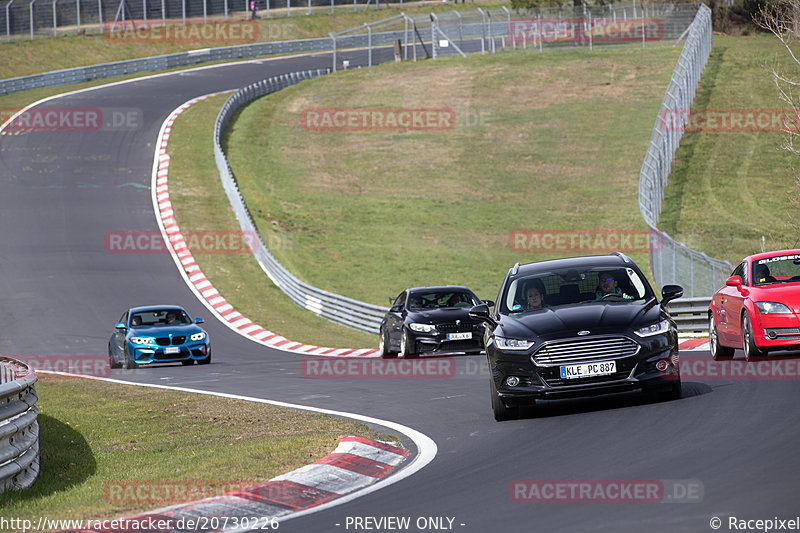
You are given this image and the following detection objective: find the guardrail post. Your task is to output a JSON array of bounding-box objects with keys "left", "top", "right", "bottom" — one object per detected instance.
[
  {"left": 52, "top": 0, "right": 57, "bottom": 36},
  {"left": 367, "top": 23, "right": 372, "bottom": 66}
]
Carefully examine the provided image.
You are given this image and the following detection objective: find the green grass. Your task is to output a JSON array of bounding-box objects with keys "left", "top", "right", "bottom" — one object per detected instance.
[
  {"left": 223, "top": 44, "right": 681, "bottom": 305},
  {"left": 0, "top": 374, "right": 393, "bottom": 525},
  {"left": 166, "top": 94, "right": 376, "bottom": 348},
  {"left": 659, "top": 33, "right": 797, "bottom": 264}
]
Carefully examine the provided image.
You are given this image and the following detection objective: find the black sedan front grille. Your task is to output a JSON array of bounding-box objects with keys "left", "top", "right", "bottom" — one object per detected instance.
[
  {"left": 533, "top": 336, "right": 639, "bottom": 365},
  {"left": 155, "top": 336, "right": 187, "bottom": 346},
  {"left": 437, "top": 322, "right": 478, "bottom": 333}
]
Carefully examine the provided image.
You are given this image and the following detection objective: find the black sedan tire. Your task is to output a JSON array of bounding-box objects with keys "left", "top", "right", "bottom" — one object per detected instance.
[
  {"left": 709, "top": 314, "right": 734, "bottom": 360},
  {"left": 490, "top": 378, "right": 519, "bottom": 421},
  {"left": 399, "top": 328, "right": 415, "bottom": 357},
  {"left": 379, "top": 327, "right": 396, "bottom": 357}
]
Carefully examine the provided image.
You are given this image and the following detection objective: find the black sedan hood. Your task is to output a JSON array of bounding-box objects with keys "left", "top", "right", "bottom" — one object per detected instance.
[
  {"left": 497, "top": 300, "right": 662, "bottom": 340},
  {"left": 406, "top": 308, "right": 475, "bottom": 323}
]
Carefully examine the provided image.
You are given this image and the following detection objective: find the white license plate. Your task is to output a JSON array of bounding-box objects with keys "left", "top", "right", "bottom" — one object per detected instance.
[
  {"left": 447, "top": 332, "right": 472, "bottom": 341},
  {"left": 164, "top": 346, "right": 180, "bottom": 354},
  {"left": 560, "top": 361, "right": 616, "bottom": 379}
]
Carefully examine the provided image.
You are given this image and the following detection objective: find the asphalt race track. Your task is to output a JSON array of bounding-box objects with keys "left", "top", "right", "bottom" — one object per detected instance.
[{"left": 2, "top": 47, "right": 800, "bottom": 533}]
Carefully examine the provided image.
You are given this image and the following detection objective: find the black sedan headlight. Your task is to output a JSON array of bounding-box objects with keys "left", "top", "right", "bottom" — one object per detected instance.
[
  {"left": 495, "top": 337, "right": 535, "bottom": 351},
  {"left": 409, "top": 323, "right": 437, "bottom": 333},
  {"left": 634, "top": 319, "right": 670, "bottom": 337}
]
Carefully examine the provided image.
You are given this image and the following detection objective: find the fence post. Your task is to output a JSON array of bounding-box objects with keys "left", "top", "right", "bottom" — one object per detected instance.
[
  {"left": 330, "top": 31, "right": 336, "bottom": 72},
  {"left": 52, "top": 0, "right": 57, "bottom": 36},
  {"left": 29, "top": 0, "right": 35, "bottom": 40},
  {"left": 6, "top": 0, "right": 14, "bottom": 40}
]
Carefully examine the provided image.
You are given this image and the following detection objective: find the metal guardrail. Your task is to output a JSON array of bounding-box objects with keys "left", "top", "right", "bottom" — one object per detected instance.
[
  {"left": 0, "top": 357, "right": 39, "bottom": 493},
  {"left": 213, "top": 69, "right": 389, "bottom": 334},
  {"left": 667, "top": 296, "right": 711, "bottom": 334},
  {"left": 2, "top": 4, "right": 699, "bottom": 96},
  {"left": 638, "top": 3, "right": 733, "bottom": 298}
]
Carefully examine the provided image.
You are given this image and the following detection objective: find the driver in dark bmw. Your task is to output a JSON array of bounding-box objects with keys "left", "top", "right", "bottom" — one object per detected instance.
[{"left": 470, "top": 253, "right": 684, "bottom": 421}]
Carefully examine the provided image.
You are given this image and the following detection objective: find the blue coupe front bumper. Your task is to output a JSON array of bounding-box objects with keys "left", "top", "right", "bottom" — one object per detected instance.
[{"left": 129, "top": 342, "right": 209, "bottom": 364}]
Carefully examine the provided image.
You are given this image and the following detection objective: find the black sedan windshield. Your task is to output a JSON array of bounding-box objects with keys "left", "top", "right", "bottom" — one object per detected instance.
[
  {"left": 501, "top": 266, "right": 651, "bottom": 315},
  {"left": 407, "top": 291, "right": 481, "bottom": 310}
]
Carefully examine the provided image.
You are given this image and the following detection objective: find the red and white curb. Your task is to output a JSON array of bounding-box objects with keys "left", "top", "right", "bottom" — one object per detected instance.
[
  {"left": 61, "top": 435, "right": 408, "bottom": 532},
  {"left": 43, "top": 372, "right": 437, "bottom": 532},
  {"left": 152, "top": 94, "right": 381, "bottom": 358},
  {"left": 678, "top": 338, "right": 710, "bottom": 352}
]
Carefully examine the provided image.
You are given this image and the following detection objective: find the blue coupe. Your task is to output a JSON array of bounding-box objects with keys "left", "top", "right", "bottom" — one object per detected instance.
[{"left": 108, "top": 305, "right": 211, "bottom": 369}]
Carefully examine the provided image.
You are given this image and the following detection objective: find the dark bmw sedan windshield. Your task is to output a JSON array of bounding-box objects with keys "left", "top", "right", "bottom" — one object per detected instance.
[{"left": 471, "top": 253, "right": 683, "bottom": 420}]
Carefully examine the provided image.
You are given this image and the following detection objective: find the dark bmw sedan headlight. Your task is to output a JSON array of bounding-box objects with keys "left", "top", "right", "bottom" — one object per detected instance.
[{"left": 409, "top": 323, "right": 437, "bottom": 333}]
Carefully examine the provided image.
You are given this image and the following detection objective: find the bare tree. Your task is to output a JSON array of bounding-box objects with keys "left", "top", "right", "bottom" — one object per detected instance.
[{"left": 755, "top": 0, "right": 800, "bottom": 246}]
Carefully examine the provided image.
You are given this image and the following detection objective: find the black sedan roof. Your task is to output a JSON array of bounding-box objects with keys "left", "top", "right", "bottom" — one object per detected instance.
[
  {"left": 406, "top": 285, "right": 476, "bottom": 294},
  {"left": 511, "top": 253, "right": 635, "bottom": 278}
]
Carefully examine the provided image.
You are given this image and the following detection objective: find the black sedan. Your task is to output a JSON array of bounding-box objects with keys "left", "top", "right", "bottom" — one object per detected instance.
[
  {"left": 470, "top": 253, "right": 684, "bottom": 421},
  {"left": 379, "top": 286, "right": 493, "bottom": 357}
]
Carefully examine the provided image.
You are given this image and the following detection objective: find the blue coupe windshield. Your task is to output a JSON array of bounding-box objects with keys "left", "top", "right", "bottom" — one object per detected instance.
[{"left": 131, "top": 309, "right": 192, "bottom": 327}]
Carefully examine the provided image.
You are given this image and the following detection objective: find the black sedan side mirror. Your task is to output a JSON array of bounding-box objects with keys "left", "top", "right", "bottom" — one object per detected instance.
[
  {"left": 483, "top": 299, "right": 495, "bottom": 308},
  {"left": 469, "top": 303, "right": 497, "bottom": 328},
  {"left": 660, "top": 284, "right": 683, "bottom": 306},
  {"left": 389, "top": 305, "right": 402, "bottom": 313}
]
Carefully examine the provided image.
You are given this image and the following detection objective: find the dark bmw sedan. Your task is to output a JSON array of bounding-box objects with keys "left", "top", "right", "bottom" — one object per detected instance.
[
  {"left": 379, "top": 286, "right": 493, "bottom": 357},
  {"left": 470, "top": 253, "right": 684, "bottom": 420}
]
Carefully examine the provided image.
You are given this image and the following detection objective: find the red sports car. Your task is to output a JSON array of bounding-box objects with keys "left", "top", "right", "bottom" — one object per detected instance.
[{"left": 709, "top": 249, "right": 800, "bottom": 361}]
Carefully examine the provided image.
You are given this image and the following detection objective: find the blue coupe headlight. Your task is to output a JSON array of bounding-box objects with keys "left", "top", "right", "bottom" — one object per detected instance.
[
  {"left": 130, "top": 336, "right": 156, "bottom": 345},
  {"left": 755, "top": 302, "right": 793, "bottom": 314},
  {"left": 190, "top": 332, "right": 206, "bottom": 341}
]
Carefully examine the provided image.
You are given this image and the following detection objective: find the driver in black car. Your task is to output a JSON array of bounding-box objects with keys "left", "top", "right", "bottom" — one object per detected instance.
[
  {"left": 525, "top": 279, "right": 548, "bottom": 310},
  {"left": 595, "top": 273, "right": 632, "bottom": 300}
]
